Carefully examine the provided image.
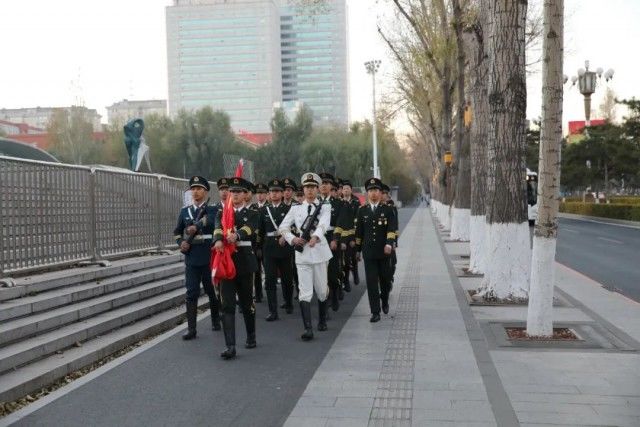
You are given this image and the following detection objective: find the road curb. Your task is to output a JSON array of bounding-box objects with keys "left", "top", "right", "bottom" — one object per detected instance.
[{"left": 559, "top": 212, "right": 640, "bottom": 228}]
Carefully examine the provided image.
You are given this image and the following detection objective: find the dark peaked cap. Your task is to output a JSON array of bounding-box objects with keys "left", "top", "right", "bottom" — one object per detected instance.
[
  {"left": 365, "top": 177, "right": 383, "bottom": 191},
  {"left": 190, "top": 176, "right": 210, "bottom": 191}
]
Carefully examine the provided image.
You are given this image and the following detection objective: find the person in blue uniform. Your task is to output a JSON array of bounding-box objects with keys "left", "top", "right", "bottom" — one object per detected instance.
[
  {"left": 173, "top": 176, "right": 220, "bottom": 340},
  {"left": 213, "top": 177, "right": 260, "bottom": 360},
  {"left": 355, "top": 178, "right": 398, "bottom": 323}
]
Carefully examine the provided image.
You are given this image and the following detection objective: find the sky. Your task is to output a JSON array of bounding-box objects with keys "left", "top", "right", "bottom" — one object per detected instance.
[{"left": 1, "top": 0, "right": 639, "bottom": 134}]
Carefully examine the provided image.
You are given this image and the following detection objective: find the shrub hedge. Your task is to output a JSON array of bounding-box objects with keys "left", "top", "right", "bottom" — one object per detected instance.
[
  {"left": 609, "top": 197, "right": 640, "bottom": 205},
  {"left": 560, "top": 202, "right": 640, "bottom": 221}
]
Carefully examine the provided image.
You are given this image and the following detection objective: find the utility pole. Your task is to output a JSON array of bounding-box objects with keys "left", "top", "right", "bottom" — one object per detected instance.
[{"left": 365, "top": 60, "right": 381, "bottom": 178}]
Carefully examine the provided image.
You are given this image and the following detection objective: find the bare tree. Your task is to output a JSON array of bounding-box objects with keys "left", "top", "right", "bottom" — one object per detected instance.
[
  {"left": 598, "top": 87, "right": 618, "bottom": 122},
  {"left": 479, "top": 0, "right": 531, "bottom": 300},
  {"left": 449, "top": 0, "right": 472, "bottom": 241},
  {"left": 381, "top": 0, "right": 462, "bottom": 228},
  {"left": 465, "top": 0, "right": 490, "bottom": 273},
  {"left": 527, "top": 0, "right": 564, "bottom": 336}
]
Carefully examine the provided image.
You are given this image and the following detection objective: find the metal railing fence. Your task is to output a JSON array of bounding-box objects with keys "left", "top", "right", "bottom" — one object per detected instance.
[{"left": 0, "top": 155, "right": 218, "bottom": 278}]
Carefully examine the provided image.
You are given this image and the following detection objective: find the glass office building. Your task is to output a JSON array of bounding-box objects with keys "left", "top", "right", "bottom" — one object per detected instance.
[
  {"left": 166, "top": 0, "right": 348, "bottom": 133},
  {"left": 166, "top": 0, "right": 282, "bottom": 133},
  {"left": 279, "top": 0, "right": 349, "bottom": 126}
]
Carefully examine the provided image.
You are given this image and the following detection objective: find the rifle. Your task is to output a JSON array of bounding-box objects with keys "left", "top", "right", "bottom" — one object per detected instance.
[
  {"left": 182, "top": 198, "right": 210, "bottom": 254},
  {"left": 295, "top": 203, "right": 323, "bottom": 253}
]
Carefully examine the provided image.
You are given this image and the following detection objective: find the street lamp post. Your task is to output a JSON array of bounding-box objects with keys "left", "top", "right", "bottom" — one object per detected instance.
[
  {"left": 568, "top": 60, "right": 614, "bottom": 127},
  {"left": 365, "top": 59, "right": 381, "bottom": 179}
]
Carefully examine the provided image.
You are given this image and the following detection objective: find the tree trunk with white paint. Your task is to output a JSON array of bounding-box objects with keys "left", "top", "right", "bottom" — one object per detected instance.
[
  {"left": 481, "top": 0, "right": 530, "bottom": 300},
  {"left": 450, "top": 0, "right": 471, "bottom": 242},
  {"left": 527, "top": 0, "right": 564, "bottom": 337},
  {"left": 466, "top": 0, "right": 490, "bottom": 273}
]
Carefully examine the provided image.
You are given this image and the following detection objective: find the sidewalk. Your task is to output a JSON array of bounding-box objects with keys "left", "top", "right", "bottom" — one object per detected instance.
[{"left": 284, "top": 208, "right": 640, "bottom": 426}]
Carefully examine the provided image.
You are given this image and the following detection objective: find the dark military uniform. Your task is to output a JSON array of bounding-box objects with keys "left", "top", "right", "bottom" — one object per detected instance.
[
  {"left": 258, "top": 179, "right": 293, "bottom": 320},
  {"left": 173, "top": 176, "right": 220, "bottom": 339},
  {"left": 214, "top": 177, "right": 230, "bottom": 211},
  {"left": 282, "top": 178, "right": 299, "bottom": 306},
  {"left": 318, "top": 172, "right": 349, "bottom": 312},
  {"left": 355, "top": 178, "right": 398, "bottom": 323},
  {"left": 386, "top": 198, "right": 399, "bottom": 288},
  {"left": 340, "top": 186, "right": 362, "bottom": 288},
  {"left": 248, "top": 183, "right": 268, "bottom": 304},
  {"left": 381, "top": 183, "right": 400, "bottom": 289},
  {"left": 213, "top": 177, "right": 260, "bottom": 359}
]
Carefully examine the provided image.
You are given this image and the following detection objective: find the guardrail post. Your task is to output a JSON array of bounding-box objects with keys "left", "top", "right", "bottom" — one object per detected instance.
[
  {"left": 81, "top": 168, "right": 110, "bottom": 267},
  {"left": 155, "top": 176, "right": 163, "bottom": 251},
  {"left": 88, "top": 168, "right": 99, "bottom": 262}
]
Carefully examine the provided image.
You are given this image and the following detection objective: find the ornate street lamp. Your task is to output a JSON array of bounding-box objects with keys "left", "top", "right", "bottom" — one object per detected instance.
[
  {"left": 365, "top": 59, "right": 382, "bottom": 179},
  {"left": 566, "top": 60, "right": 614, "bottom": 127}
]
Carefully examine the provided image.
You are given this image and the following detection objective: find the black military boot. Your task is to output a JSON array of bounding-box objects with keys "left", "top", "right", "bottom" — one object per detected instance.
[
  {"left": 353, "top": 269, "right": 360, "bottom": 285},
  {"left": 220, "top": 313, "right": 236, "bottom": 360},
  {"left": 331, "top": 287, "right": 340, "bottom": 312},
  {"left": 209, "top": 296, "right": 221, "bottom": 331},
  {"left": 382, "top": 299, "right": 390, "bottom": 315},
  {"left": 265, "top": 288, "right": 279, "bottom": 321},
  {"left": 344, "top": 273, "right": 352, "bottom": 292},
  {"left": 317, "top": 299, "right": 328, "bottom": 331},
  {"left": 243, "top": 309, "right": 257, "bottom": 349},
  {"left": 254, "top": 273, "right": 263, "bottom": 303},
  {"left": 182, "top": 300, "right": 197, "bottom": 340},
  {"left": 299, "top": 301, "right": 314, "bottom": 341},
  {"left": 284, "top": 283, "right": 294, "bottom": 314}
]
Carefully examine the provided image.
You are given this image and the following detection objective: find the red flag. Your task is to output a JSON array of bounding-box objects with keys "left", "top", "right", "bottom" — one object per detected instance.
[{"left": 211, "top": 159, "right": 244, "bottom": 283}]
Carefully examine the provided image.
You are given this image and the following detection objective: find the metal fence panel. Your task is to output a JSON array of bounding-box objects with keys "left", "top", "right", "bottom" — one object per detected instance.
[
  {"left": 1, "top": 157, "right": 92, "bottom": 274},
  {"left": 1, "top": 155, "right": 222, "bottom": 278},
  {"left": 159, "top": 177, "right": 190, "bottom": 247},
  {"left": 94, "top": 170, "right": 158, "bottom": 257}
]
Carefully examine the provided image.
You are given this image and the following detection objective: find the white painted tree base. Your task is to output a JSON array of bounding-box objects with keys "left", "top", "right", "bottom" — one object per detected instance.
[
  {"left": 479, "top": 222, "right": 531, "bottom": 299},
  {"left": 526, "top": 235, "right": 557, "bottom": 336},
  {"left": 468, "top": 215, "right": 486, "bottom": 274},
  {"left": 450, "top": 208, "right": 471, "bottom": 241},
  {"left": 441, "top": 204, "right": 451, "bottom": 230}
]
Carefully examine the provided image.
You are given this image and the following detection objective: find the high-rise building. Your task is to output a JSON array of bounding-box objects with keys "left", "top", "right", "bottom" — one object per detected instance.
[
  {"left": 279, "top": 0, "right": 348, "bottom": 126},
  {"left": 166, "top": 0, "right": 282, "bottom": 133},
  {"left": 165, "top": 0, "right": 348, "bottom": 134},
  {"left": 106, "top": 99, "right": 167, "bottom": 125}
]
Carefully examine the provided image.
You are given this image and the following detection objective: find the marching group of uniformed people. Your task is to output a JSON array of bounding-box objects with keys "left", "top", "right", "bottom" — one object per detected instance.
[{"left": 174, "top": 172, "right": 399, "bottom": 360}]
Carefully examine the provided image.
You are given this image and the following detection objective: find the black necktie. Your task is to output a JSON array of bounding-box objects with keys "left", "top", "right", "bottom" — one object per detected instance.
[{"left": 308, "top": 204, "right": 312, "bottom": 215}]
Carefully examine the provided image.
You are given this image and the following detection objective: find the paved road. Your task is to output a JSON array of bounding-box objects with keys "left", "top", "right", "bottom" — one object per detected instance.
[
  {"left": 13, "top": 209, "right": 416, "bottom": 427},
  {"left": 556, "top": 217, "right": 640, "bottom": 303}
]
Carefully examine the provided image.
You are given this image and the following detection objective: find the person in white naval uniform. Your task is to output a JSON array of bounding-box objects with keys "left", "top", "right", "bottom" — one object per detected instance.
[{"left": 279, "top": 172, "right": 332, "bottom": 341}]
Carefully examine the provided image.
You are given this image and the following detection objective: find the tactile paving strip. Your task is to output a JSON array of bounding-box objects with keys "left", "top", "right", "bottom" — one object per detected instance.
[{"left": 369, "top": 220, "right": 421, "bottom": 426}]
